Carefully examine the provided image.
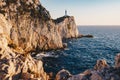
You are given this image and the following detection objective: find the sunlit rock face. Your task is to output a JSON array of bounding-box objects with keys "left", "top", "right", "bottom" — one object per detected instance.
[
  {"left": 55, "top": 69, "right": 72, "bottom": 80},
  {"left": 0, "top": 14, "right": 49, "bottom": 80},
  {"left": 0, "top": 0, "right": 79, "bottom": 80},
  {"left": 94, "top": 59, "right": 109, "bottom": 71},
  {"left": 55, "top": 16, "right": 79, "bottom": 39},
  {"left": 0, "top": 0, "right": 79, "bottom": 51},
  {"left": 0, "top": 0, "right": 63, "bottom": 51}
]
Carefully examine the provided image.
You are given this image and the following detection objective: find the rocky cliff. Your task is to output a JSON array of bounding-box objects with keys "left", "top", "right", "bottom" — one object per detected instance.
[
  {"left": 0, "top": 0, "right": 79, "bottom": 51},
  {"left": 1, "top": 0, "right": 120, "bottom": 80},
  {"left": 55, "top": 16, "right": 79, "bottom": 39},
  {"left": 0, "top": 0, "right": 63, "bottom": 51},
  {"left": 0, "top": 0, "right": 79, "bottom": 80},
  {"left": 0, "top": 14, "right": 49, "bottom": 80}
]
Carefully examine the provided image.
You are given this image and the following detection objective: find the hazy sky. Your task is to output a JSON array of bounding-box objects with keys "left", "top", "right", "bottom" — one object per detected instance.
[{"left": 41, "top": 0, "right": 120, "bottom": 25}]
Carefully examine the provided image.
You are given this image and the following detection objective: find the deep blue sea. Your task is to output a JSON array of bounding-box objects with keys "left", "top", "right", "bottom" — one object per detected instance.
[{"left": 41, "top": 26, "right": 120, "bottom": 75}]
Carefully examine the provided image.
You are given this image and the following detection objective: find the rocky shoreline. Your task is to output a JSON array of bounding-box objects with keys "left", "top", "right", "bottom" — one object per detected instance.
[
  {"left": 0, "top": 0, "right": 119, "bottom": 80},
  {"left": 55, "top": 54, "right": 120, "bottom": 80}
]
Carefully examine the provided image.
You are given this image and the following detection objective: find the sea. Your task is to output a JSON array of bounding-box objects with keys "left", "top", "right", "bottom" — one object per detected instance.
[{"left": 39, "top": 26, "right": 120, "bottom": 75}]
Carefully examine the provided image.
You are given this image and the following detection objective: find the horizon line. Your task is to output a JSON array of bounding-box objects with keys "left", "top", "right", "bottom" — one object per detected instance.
[{"left": 77, "top": 25, "right": 120, "bottom": 26}]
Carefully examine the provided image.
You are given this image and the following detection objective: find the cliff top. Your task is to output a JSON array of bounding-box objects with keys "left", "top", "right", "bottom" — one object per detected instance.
[
  {"left": 54, "top": 16, "right": 74, "bottom": 24},
  {"left": 0, "top": 0, "right": 51, "bottom": 20}
]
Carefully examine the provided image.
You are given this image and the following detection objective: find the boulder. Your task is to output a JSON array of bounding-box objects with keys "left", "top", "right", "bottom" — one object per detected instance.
[
  {"left": 63, "top": 43, "right": 68, "bottom": 48},
  {"left": 115, "top": 53, "right": 120, "bottom": 68},
  {"left": 67, "top": 74, "right": 87, "bottom": 80},
  {"left": 55, "top": 55, "right": 120, "bottom": 80},
  {"left": 94, "top": 59, "right": 109, "bottom": 71},
  {"left": 55, "top": 69, "right": 72, "bottom": 80},
  {"left": 90, "top": 71, "right": 103, "bottom": 80}
]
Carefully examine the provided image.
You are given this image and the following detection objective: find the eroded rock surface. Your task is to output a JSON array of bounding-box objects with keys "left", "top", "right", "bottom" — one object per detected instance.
[
  {"left": 0, "top": 13, "right": 49, "bottom": 80},
  {"left": 55, "top": 16, "right": 79, "bottom": 39},
  {"left": 55, "top": 69, "right": 72, "bottom": 80},
  {"left": 56, "top": 54, "right": 120, "bottom": 80},
  {"left": 94, "top": 59, "right": 109, "bottom": 71},
  {"left": 0, "top": 0, "right": 80, "bottom": 80},
  {"left": 115, "top": 53, "right": 120, "bottom": 68},
  {"left": 0, "top": 0, "right": 64, "bottom": 51},
  {"left": 0, "top": 0, "right": 79, "bottom": 51}
]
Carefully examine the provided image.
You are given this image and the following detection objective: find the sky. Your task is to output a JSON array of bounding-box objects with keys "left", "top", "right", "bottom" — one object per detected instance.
[{"left": 41, "top": 0, "right": 120, "bottom": 25}]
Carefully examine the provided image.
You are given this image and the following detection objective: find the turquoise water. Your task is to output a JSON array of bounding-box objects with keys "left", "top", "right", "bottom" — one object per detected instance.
[{"left": 42, "top": 26, "right": 120, "bottom": 75}]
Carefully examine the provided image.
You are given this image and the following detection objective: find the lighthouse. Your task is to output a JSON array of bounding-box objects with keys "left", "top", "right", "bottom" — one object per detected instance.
[{"left": 65, "top": 10, "right": 67, "bottom": 16}]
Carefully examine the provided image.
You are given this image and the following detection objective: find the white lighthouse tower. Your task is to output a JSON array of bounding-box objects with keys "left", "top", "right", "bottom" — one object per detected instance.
[{"left": 65, "top": 10, "right": 67, "bottom": 16}]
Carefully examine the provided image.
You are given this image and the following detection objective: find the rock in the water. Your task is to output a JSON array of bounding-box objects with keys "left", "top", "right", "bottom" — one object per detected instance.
[
  {"left": 81, "top": 34, "right": 93, "bottom": 38},
  {"left": 55, "top": 56, "right": 120, "bottom": 80},
  {"left": 115, "top": 53, "right": 120, "bottom": 68},
  {"left": 63, "top": 43, "right": 68, "bottom": 48},
  {"left": 90, "top": 71, "right": 103, "bottom": 80},
  {"left": 67, "top": 70, "right": 92, "bottom": 80},
  {"left": 55, "top": 69, "right": 72, "bottom": 80},
  {"left": 94, "top": 59, "right": 109, "bottom": 71},
  {"left": 67, "top": 74, "right": 87, "bottom": 80}
]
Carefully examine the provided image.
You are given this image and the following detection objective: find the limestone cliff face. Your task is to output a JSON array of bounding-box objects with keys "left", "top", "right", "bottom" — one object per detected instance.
[
  {"left": 0, "top": 0, "right": 79, "bottom": 80},
  {"left": 55, "top": 16, "right": 79, "bottom": 39},
  {"left": 0, "top": 14, "right": 49, "bottom": 80},
  {"left": 0, "top": 0, "right": 63, "bottom": 51}
]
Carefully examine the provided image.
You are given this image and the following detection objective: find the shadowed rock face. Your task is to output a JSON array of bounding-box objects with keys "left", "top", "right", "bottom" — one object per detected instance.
[{"left": 115, "top": 53, "right": 120, "bottom": 68}]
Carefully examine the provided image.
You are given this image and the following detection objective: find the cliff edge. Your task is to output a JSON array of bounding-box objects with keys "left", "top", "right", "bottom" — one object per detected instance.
[
  {"left": 55, "top": 16, "right": 79, "bottom": 39},
  {"left": 0, "top": 0, "right": 63, "bottom": 51},
  {"left": 0, "top": 0, "right": 79, "bottom": 51},
  {"left": 0, "top": 0, "right": 79, "bottom": 80},
  {"left": 0, "top": 0, "right": 120, "bottom": 80},
  {"left": 0, "top": 14, "right": 49, "bottom": 80}
]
